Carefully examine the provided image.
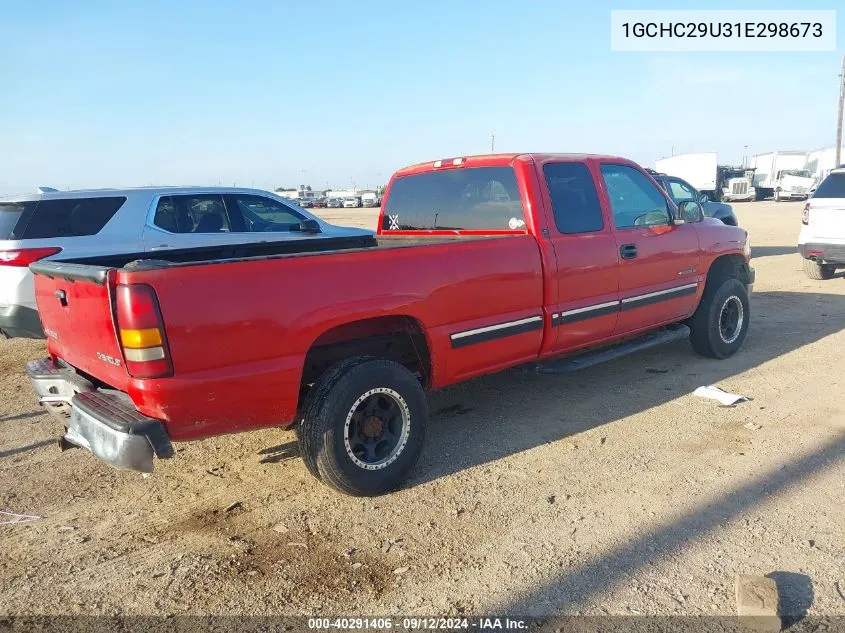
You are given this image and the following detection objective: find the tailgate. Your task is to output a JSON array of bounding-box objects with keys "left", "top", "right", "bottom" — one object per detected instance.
[{"left": 30, "top": 261, "right": 130, "bottom": 390}]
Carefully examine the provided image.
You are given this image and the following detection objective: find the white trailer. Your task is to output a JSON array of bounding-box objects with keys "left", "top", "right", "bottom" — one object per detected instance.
[
  {"left": 655, "top": 153, "right": 755, "bottom": 202},
  {"left": 806, "top": 146, "right": 845, "bottom": 182},
  {"left": 654, "top": 153, "right": 718, "bottom": 197}
]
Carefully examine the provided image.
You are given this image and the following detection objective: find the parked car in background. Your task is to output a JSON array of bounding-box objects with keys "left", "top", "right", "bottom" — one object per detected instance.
[
  {"left": 799, "top": 168, "right": 845, "bottom": 279},
  {"left": 312, "top": 197, "right": 327, "bottom": 208},
  {"left": 343, "top": 196, "right": 361, "bottom": 208},
  {"left": 327, "top": 198, "right": 344, "bottom": 208},
  {"left": 361, "top": 193, "right": 379, "bottom": 208},
  {"left": 0, "top": 186, "right": 371, "bottom": 339},
  {"left": 25, "top": 153, "right": 752, "bottom": 495},
  {"left": 298, "top": 198, "right": 314, "bottom": 208},
  {"left": 649, "top": 170, "right": 739, "bottom": 226}
]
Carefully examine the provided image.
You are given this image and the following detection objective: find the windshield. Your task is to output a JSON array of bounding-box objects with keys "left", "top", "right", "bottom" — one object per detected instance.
[{"left": 780, "top": 169, "right": 812, "bottom": 178}]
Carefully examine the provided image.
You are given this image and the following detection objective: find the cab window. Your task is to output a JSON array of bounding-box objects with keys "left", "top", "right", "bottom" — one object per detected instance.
[
  {"left": 600, "top": 165, "right": 671, "bottom": 229},
  {"left": 154, "top": 195, "right": 231, "bottom": 233},
  {"left": 543, "top": 162, "right": 603, "bottom": 234},
  {"left": 382, "top": 166, "right": 524, "bottom": 231}
]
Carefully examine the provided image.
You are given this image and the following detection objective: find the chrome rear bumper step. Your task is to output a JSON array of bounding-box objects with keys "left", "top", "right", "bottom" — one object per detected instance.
[{"left": 25, "top": 359, "right": 173, "bottom": 473}]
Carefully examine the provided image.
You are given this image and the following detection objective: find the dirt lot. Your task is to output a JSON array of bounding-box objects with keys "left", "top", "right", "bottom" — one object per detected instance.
[{"left": 1, "top": 201, "right": 844, "bottom": 618}]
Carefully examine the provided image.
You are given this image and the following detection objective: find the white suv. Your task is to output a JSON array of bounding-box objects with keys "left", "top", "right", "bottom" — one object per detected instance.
[
  {"left": 799, "top": 168, "right": 845, "bottom": 280},
  {"left": 0, "top": 186, "right": 372, "bottom": 338}
]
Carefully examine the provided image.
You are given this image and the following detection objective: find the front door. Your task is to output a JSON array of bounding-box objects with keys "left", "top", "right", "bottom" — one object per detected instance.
[
  {"left": 598, "top": 163, "right": 701, "bottom": 335},
  {"left": 539, "top": 160, "right": 620, "bottom": 353}
]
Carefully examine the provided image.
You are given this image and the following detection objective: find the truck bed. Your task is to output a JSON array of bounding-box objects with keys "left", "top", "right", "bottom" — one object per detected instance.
[
  {"left": 30, "top": 231, "right": 542, "bottom": 439},
  {"left": 33, "top": 233, "right": 509, "bottom": 275}
]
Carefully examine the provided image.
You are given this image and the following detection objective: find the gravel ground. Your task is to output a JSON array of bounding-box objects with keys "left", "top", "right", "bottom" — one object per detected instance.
[{"left": 1, "top": 201, "right": 843, "bottom": 619}]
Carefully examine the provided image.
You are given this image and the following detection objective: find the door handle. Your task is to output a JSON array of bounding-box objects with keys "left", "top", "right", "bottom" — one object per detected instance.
[{"left": 620, "top": 243, "right": 638, "bottom": 260}]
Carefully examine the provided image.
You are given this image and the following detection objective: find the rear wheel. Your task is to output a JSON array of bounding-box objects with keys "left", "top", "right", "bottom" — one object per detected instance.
[
  {"left": 802, "top": 258, "right": 835, "bottom": 280},
  {"left": 689, "top": 277, "right": 750, "bottom": 359},
  {"left": 297, "top": 357, "right": 427, "bottom": 496}
]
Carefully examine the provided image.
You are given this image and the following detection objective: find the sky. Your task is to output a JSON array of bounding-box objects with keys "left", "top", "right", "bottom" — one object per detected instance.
[{"left": 0, "top": 0, "right": 843, "bottom": 196}]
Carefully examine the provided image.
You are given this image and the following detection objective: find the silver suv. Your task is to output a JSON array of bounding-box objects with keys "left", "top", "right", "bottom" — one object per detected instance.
[{"left": 0, "top": 186, "right": 372, "bottom": 338}]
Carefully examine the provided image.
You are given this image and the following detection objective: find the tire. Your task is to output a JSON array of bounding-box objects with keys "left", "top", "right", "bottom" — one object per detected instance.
[
  {"left": 802, "top": 258, "right": 835, "bottom": 280},
  {"left": 297, "top": 357, "right": 427, "bottom": 496},
  {"left": 689, "top": 277, "right": 750, "bottom": 359},
  {"left": 296, "top": 356, "right": 377, "bottom": 480}
]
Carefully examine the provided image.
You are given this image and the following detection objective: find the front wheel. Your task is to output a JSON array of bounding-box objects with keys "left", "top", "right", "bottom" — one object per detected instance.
[
  {"left": 688, "top": 278, "right": 750, "bottom": 359},
  {"left": 802, "top": 258, "right": 836, "bottom": 280},
  {"left": 297, "top": 358, "right": 427, "bottom": 496}
]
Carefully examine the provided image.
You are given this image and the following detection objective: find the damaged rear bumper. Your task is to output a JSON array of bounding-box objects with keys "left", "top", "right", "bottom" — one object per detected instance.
[{"left": 25, "top": 358, "right": 173, "bottom": 473}]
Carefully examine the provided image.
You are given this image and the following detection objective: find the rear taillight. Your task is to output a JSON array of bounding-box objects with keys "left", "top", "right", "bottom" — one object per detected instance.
[
  {"left": 802, "top": 203, "right": 810, "bottom": 225},
  {"left": 0, "top": 247, "right": 62, "bottom": 266},
  {"left": 115, "top": 284, "right": 173, "bottom": 379}
]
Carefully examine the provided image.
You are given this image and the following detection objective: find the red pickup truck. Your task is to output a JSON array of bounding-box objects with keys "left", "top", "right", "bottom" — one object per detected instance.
[{"left": 26, "top": 154, "right": 753, "bottom": 496}]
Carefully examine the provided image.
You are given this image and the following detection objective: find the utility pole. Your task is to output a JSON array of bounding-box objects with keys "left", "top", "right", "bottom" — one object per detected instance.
[
  {"left": 491, "top": 134, "right": 495, "bottom": 152},
  {"left": 836, "top": 54, "right": 845, "bottom": 169}
]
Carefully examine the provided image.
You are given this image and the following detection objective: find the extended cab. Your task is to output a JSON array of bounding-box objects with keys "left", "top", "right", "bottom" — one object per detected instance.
[{"left": 26, "top": 154, "right": 754, "bottom": 496}]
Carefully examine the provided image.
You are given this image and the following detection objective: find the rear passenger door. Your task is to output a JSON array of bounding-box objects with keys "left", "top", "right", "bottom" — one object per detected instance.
[
  {"left": 144, "top": 194, "right": 239, "bottom": 251},
  {"left": 598, "top": 164, "right": 701, "bottom": 335},
  {"left": 540, "top": 161, "right": 620, "bottom": 352}
]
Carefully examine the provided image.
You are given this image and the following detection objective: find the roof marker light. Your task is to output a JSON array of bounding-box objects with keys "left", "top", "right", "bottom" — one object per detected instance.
[
  {"left": 452, "top": 158, "right": 465, "bottom": 166},
  {"left": 433, "top": 160, "right": 443, "bottom": 168}
]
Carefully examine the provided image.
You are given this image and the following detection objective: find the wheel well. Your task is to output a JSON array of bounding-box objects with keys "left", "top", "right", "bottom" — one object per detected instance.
[
  {"left": 705, "top": 254, "right": 751, "bottom": 290},
  {"left": 301, "top": 316, "right": 432, "bottom": 391}
]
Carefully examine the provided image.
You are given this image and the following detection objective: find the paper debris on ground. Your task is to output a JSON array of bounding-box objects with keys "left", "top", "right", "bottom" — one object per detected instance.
[
  {"left": 693, "top": 385, "right": 749, "bottom": 406},
  {"left": 0, "top": 511, "right": 41, "bottom": 526}
]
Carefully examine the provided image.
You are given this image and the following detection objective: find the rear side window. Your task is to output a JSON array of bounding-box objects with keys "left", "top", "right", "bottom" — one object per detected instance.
[
  {"left": 382, "top": 166, "right": 524, "bottom": 231},
  {"left": 543, "top": 162, "right": 603, "bottom": 234},
  {"left": 3, "top": 197, "right": 125, "bottom": 239},
  {"left": 0, "top": 202, "right": 37, "bottom": 239},
  {"left": 813, "top": 173, "right": 845, "bottom": 198}
]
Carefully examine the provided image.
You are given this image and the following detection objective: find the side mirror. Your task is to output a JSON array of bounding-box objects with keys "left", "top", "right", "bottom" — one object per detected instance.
[
  {"left": 698, "top": 192, "right": 708, "bottom": 204},
  {"left": 677, "top": 200, "right": 704, "bottom": 224},
  {"left": 298, "top": 219, "right": 322, "bottom": 233}
]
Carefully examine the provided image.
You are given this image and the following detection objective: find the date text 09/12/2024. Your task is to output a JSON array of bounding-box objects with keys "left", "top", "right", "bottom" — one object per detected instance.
[{"left": 307, "top": 617, "right": 528, "bottom": 630}]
